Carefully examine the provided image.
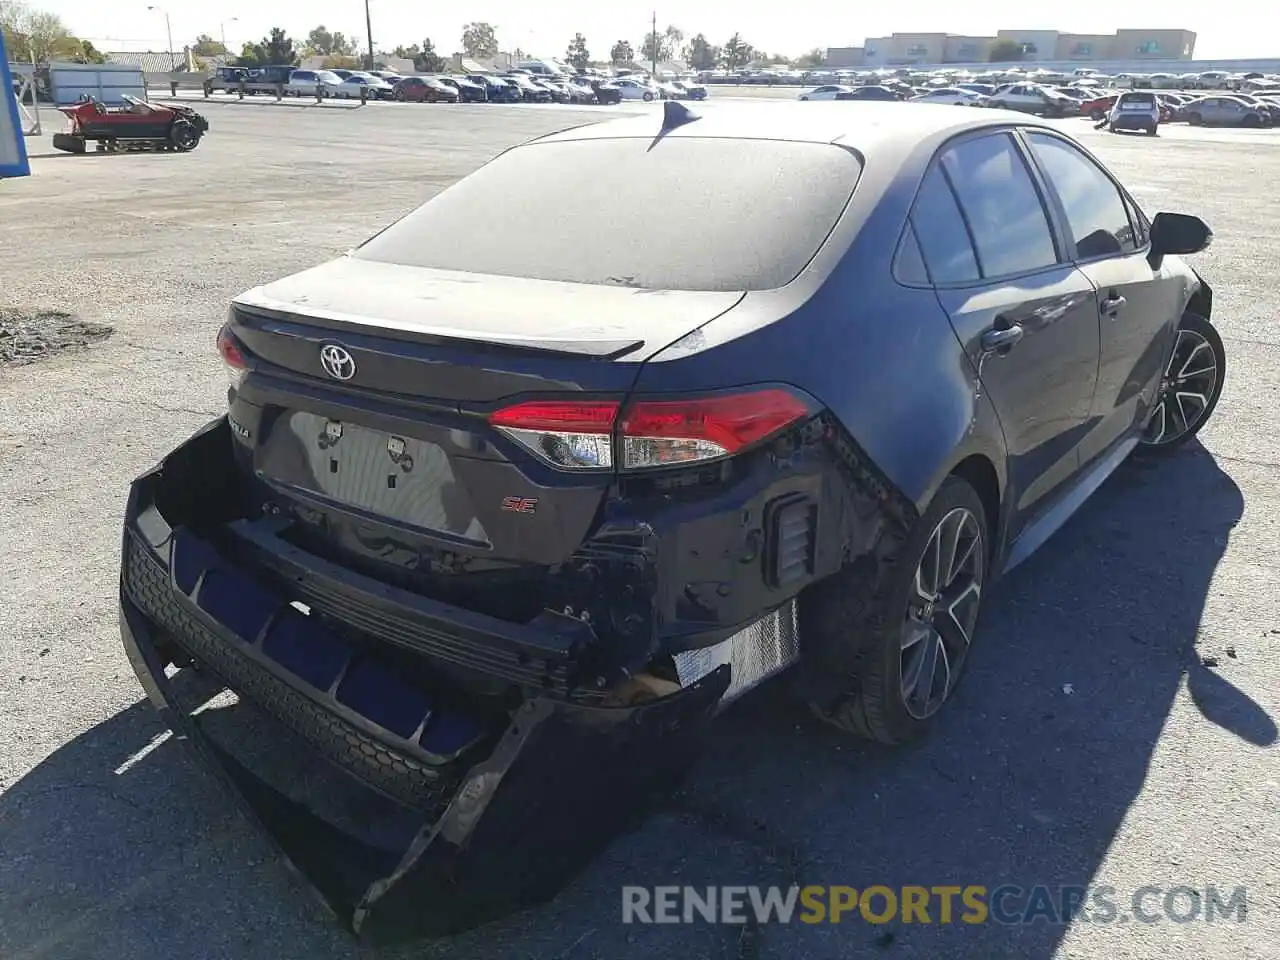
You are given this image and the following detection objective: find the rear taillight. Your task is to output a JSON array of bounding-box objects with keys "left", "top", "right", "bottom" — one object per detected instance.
[
  {"left": 489, "top": 399, "right": 620, "bottom": 469},
  {"left": 217, "top": 325, "right": 247, "bottom": 390},
  {"left": 619, "top": 390, "right": 811, "bottom": 469},
  {"left": 487, "top": 388, "right": 811, "bottom": 471}
]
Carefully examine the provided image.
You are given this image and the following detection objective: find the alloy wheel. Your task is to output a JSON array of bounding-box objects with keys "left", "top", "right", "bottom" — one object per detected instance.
[
  {"left": 1142, "top": 327, "right": 1219, "bottom": 446},
  {"left": 900, "top": 507, "right": 984, "bottom": 720}
]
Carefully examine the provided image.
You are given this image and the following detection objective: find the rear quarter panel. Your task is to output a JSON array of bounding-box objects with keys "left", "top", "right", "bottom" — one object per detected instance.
[{"left": 640, "top": 168, "right": 1007, "bottom": 516}]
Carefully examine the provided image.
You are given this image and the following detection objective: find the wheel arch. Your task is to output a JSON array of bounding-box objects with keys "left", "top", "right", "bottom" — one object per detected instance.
[
  {"left": 949, "top": 453, "right": 1002, "bottom": 556},
  {"left": 1188, "top": 270, "right": 1213, "bottom": 321}
]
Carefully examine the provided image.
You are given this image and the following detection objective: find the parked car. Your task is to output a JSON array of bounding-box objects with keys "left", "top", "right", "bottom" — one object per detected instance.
[
  {"left": 835, "top": 85, "right": 903, "bottom": 101},
  {"left": 986, "top": 83, "right": 1078, "bottom": 117},
  {"left": 1154, "top": 93, "right": 1186, "bottom": 122},
  {"left": 910, "top": 88, "right": 986, "bottom": 107},
  {"left": 1106, "top": 90, "right": 1161, "bottom": 135},
  {"left": 613, "top": 77, "right": 657, "bottom": 101},
  {"left": 562, "top": 78, "right": 596, "bottom": 103},
  {"left": 536, "top": 79, "right": 572, "bottom": 103},
  {"left": 430, "top": 76, "right": 484, "bottom": 102},
  {"left": 799, "top": 84, "right": 852, "bottom": 101},
  {"left": 369, "top": 70, "right": 403, "bottom": 85},
  {"left": 285, "top": 69, "right": 344, "bottom": 98},
  {"left": 209, "top": 66, "right": 248, "bottom": 94},
  {"left": 335, "top": 74, "right": 395, "bottom": 100},
  {"left": 1080, "top": 93, "right": 1119, "bottom": 121},
  {"left": 124, "top": 103, "right": 1221, "bottom": 937},
  {"left": 589, "top": 78, "right": 623, "bottom": 104},
  {"left": 468, "top": 75, "right": 522, "bottom": 103},
  {"left": 505, "top": 74, "right": 552, "bottom": 102},
  {"left": 663, "top": 80, "right": 707, "bottom": 101},
  {"left": 1182, "top": 95, "right": 1272, "bottom": 127},
  {"left": 393, "top": 76, "right": 460, "bottom": 103},
  {"left": 1232, "top": 92, "right": 1280, "bottom": 123}
]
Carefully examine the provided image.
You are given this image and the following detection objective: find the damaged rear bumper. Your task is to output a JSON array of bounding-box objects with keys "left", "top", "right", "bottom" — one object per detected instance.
[{"left": 117, "top": 417, "right": 786, "bottom": 940}]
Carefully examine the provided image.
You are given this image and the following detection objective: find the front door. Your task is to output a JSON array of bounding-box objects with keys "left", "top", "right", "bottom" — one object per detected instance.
[{"left": 1020, "top": 130, "right": 1186, "bottom": 462}]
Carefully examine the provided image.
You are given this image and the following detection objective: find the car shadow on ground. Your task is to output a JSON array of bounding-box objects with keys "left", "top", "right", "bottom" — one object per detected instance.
[{"left": 0, "top": 445, "right": 1269, "bottom": 960}]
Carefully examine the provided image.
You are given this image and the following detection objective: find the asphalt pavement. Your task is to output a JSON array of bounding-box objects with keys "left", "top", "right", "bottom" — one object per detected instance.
[{"left": 1, "top": 98, "right": 1277, "bottom": 960}]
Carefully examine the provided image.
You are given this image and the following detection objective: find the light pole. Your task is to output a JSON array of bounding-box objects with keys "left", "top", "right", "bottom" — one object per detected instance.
[
  {"left": 363, "top": 0, "right": 374, "bottom": 71},
  {"left": 147, "top": 5, "right": 175, "bottom": 71},
  {"left": 220, "top": 17, "right": 238, "bottom": 56}
]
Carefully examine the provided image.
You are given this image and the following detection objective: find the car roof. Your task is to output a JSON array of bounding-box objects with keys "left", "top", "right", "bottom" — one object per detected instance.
[{"left": 530, "top": 101, "right": 1060, "bottom": 160}]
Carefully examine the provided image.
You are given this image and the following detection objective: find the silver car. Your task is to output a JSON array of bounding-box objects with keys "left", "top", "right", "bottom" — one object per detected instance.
[{"left": 1182, "top": 95, "right": 1271, "bottom": 127}]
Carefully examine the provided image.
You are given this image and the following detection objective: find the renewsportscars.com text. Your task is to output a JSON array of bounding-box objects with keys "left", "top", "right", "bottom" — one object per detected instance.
[{"left": 621, "top": 884, "right": 1248, "bottom": 926}]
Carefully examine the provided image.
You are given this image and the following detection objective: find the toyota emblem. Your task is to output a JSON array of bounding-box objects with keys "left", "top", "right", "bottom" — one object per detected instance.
[{"left": 319, "top": 344, "right": 356, "bottom": 381}]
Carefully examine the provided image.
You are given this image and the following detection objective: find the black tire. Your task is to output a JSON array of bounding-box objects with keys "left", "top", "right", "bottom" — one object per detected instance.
[
  {"left": 1244, "top": 113, "right": 1261, "bottom": 128},
  {"left": 1090, "top": 108, "right": 1106, "bottom": 121},
  {"left": 52, "top": 133, "right": 86, "bottom": 154},
  {"left": 801, "top": 475, "right": 989, "bottom": 745},
  {"left": 1135, "top": 313, "right": 1225, "bottom": 455},
  {"left": 169, "top": 119, "right": 200, "bottom": 152},
  {"left": 989, "top": 99, "right": 1007, "bottom": 110},
  {"left": 1187, "top": 112, "right": 1202, "bottom": 126},
  {"left": 642, "top": 91, "right": 654, "bottom": 102}
]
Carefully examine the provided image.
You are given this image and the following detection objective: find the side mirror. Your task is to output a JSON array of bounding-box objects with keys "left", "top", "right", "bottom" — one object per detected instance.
[{"left": 1150, "top": 212, "right": 1213, "bottom": 256}]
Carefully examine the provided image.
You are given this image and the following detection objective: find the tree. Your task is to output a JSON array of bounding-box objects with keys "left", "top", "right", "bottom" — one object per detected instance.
[
  {"left": 565, "top": 33, "right": 589, "bottom": 71},
  {"left": 794, "top": 47, "right": 825, "bottom": 69},
  {"left": 236, "top": 27, "right": 298, "bottom": 67},
  {"left": 417, "top": 38, "right": 445, "bottom": 72},
  {"left": 987, "top": 38, "right": 1025, "bottom": 62},
  {"left": 683, "top": 34, "right": 718, "bottom": 71},
  {"left": 720, "top": 33, "right": 754, "bottom": 71},
  {"left": 76, "top": 38, "right": 104, "bottom": 63},
  {"left": 192, "top": 33, "right": 228, "bottom": 58},
  {"left": 1, "top": 3, "right": 84, "bottom": 62},
  {"left": 391, "top": 43, "right": 419, "bottom": 60},
  {"left": 263, "top": 27, "right": 299, "bottom": 65},
  {"left": 306, "top": 25, "right": 356, "bottom": 57},
  {"left": 320, "top": 54, "right": 358, "bottom": 69},
  {"left": 640, "top": 23, "right": 682, "bottom": 64},
  {"left": 609, "top": 39, "right": 633, "bottom": 65},
  {"left": 461, "top": 21, "right": 498, "bottom": 59}
]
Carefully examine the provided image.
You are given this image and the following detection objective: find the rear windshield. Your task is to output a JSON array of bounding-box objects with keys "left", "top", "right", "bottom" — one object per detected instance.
[
  {"left": 1120, "top": 93, "right": 1156, "bottom": 104},
  {"left": 352, "top": 137, "right": 862, "bottom": 291}
]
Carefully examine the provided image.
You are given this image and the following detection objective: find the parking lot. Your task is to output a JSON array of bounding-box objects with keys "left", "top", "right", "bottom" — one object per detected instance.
[{"left": 2, "top": 97, "right": 1278, "bottom": 960}]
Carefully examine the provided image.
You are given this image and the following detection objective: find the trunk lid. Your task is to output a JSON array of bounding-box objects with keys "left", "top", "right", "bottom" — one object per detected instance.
[
  {"left": 225, "top": 257, "right": 743, "bottom": 617},
  {"left": 234, "top": 255, "right": 744, "bottom": 369}
]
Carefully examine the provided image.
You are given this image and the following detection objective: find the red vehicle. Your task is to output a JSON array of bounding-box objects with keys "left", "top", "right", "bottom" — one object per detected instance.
[
  {"left": 1080, "top": 93, "right": 1118, "bottom": 121},
  {"left": 52, "top": 95, "right": 209, "bottom": 154},
  {"left": 391, "top": 76, "right": 459, "bottom": 103}
]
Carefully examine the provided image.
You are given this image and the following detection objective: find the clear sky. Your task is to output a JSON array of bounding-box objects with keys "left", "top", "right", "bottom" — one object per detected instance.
[{"left": 39, "top": 0, "right": 1265, "bottom": 61}]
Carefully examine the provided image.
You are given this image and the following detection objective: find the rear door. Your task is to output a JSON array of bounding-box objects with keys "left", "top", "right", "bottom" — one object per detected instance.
[
  {"left": 914, "top": 130, "right": 1102, "bottom": 532},
  {"left": 1020, "top": 129, "right": 1184, "bottom": 462}
]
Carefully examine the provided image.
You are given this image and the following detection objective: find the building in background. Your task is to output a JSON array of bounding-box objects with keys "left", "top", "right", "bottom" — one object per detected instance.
[
  {"left": 849, "top": 28, "right": 1195, "bottom": 67},
  {"left": 1113, "top": 28, "right": 1196, "bottom": 59}
]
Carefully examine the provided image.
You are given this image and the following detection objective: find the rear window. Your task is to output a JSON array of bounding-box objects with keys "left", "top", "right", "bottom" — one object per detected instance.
[
  {"left": 1120, "top": 93, "right": 1156, "bottom": 105},
  {"left": 353, "top": 137, "right": 863, "bottom": 291}
]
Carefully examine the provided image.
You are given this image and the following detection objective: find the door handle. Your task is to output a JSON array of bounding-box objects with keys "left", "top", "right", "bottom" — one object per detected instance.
[
  {"left": 980, "top": 323, "right": 1024, "bottom": 354},
  {"left": 1101, "top": 294, "right": 1127, "bottom": 315}
]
